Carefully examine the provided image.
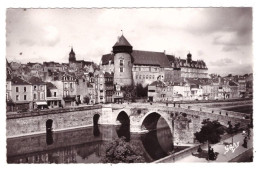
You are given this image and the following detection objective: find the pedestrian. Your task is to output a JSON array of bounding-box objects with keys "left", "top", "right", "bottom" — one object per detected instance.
[
  {"left": 242, "top": 136, "right": 248, "bottom": 148},
  {"left": 173, "top": 102, "right": 175, "bottom": 107}
]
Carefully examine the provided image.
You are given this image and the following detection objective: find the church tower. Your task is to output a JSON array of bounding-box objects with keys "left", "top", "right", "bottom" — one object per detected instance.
[
  {"left": 187, "top": 52, "right": 192, "bottom": 64},
  {"left": 112, "top": 35, "right": 134, "bottom": 86},
  {"left": 69, "top": 47, "right": 76, "bottom": 63}
]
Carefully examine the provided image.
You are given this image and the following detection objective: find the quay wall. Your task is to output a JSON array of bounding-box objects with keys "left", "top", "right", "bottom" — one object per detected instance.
[{"left": 6, "top": 106, "right": 102, "bottom": 138}]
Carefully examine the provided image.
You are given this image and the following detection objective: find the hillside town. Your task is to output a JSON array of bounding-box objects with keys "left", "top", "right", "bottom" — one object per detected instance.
[{"left": 6, "top": 34, "right": 253, "bottom": 113}]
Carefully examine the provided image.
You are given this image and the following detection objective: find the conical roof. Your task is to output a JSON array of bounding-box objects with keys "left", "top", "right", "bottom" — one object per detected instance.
[{"left": 113, "top": 35, "right": 132, "bottom": 47}]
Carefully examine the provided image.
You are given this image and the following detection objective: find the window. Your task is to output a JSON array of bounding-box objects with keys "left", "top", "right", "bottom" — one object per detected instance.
[
  {"left": 120, "top": 67, "right": 124, "bottom": 72},
  {"left": 143, "top": 75, "right": 145, "bottom": 79},
  {"left": 41, "top": 93, "right": 44, "bottom": 99},
  {"left": 70, "top": 83, "right": 73, "bottom": 88},
  {"left": 120, "top": 60, "right": 124, "bottom": 66},
  {"left": 24, "top": 87, "right": 26, "bottom": 92},
  {"left": 153, "top": 75, "right": 155, "bottom": 79},
  {"left": 34, "top": 86, "right": 37, "bottom": 90},
  {"left": 54, "top": 92, "right": 56, "bottom": 97},
  {"left": 149, "top": 75, "right": 151, "bottom": 79},
  {"left": 34, "top": 93, "right": 37, "bottom": 100},
  {"left": 24, "top": 95, "right": 27, "bottom": 100},
  {"left": 40, "top": 85, "right": 43, "bottom": 90},
  {"left": 146, "top": 75, "right": 148, "bottom": 79},
  {"left": 16, "top": 95, "right": 19, "bottom": 101},
  {"left": 16, "top": 87, "right": 19, "bottom": 92}
]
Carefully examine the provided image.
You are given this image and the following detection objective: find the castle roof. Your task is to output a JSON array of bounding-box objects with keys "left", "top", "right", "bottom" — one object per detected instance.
[
  {"left": 101, "top": 50, "right": 171, "bottom": 67},
  {"left": 113, "top": 35, "right": 132, "bottom": 47},
  {"left": 132, "top": 50, "right": 171, "bottom": 67}
]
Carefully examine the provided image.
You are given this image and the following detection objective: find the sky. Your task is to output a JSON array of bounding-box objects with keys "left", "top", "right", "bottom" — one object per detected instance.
[{"left": 6, "top": 8, "right": 253, "bottom": 75}]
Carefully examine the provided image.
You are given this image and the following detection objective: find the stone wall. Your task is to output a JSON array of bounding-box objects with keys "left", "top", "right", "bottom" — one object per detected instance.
[{"left": 7, "top": 106, "right": 102, "bottom": 137}]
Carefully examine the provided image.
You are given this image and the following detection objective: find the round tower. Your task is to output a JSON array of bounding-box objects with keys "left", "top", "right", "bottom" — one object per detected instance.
[
  {"left": 69, "top": 47, "right": 76, "bottom": 63},
  {"left": 112, "top": 35, "right": 134, "bottom": 86}
]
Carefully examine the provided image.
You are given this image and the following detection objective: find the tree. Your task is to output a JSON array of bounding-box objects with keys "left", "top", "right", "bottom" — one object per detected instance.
[
  {"left": 194, "top": 119, "right": 225, "bottom": 145},
  {"left": 136, "top": 83, "right": 148, "bottom": 97},
  {"left": 84, "top": 96, "right": 90, "bottom": 104},
  {"left": 121, "top": 85, "right": 136, "bottom": 102},
  {"left": 226, "top": 121, "right": 240, "bottom": 145},
  {"left": 100, "top": 137, "right": 145, "bottom": 163}
]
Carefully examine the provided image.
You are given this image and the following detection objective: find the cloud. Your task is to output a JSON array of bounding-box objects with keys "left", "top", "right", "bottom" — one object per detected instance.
[
  {"left": 19, "top": 38, "right": 36, "bottom": 46},
  {"left": 18, "top": 25, "right": 60, "bottom": 47},
  {"left": 197, "top": 50, "right": 204, "bottom": 56},
  {"left": 222, "top": 46, "right": 238, "bottom": 52},
  {"left": 210, "top": 58, "right": 234, "bottom": 66}
]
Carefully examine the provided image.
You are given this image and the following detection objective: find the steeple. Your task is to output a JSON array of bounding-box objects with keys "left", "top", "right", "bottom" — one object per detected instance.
[
  {"left": 112, "top": 35, "right": 133, "bottom": 54},
  {"left": 187, "top": 52, "right": 192, "bottom": 64},
  {"left": 69, "top": 47, "right": 76, "bottom": 63}
]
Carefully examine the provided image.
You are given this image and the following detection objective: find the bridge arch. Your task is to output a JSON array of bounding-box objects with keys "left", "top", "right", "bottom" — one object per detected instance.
[
  {"left": 116, "top": 110, "right": 130, "bottom": 125},
  {"left": 139, "top": 111, "right": 173, "bottom": 133},
  {"left": 114, "top": 109, "right": 131, "bottom": 125}
]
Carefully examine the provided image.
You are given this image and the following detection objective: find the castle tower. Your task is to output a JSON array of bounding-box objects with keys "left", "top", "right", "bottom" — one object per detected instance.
[
  {"left": 69, "top": 47, "right": 76, "bottom": 63},
  {"left": 112, "top": 35, "right": 134, "bottom": 86}
]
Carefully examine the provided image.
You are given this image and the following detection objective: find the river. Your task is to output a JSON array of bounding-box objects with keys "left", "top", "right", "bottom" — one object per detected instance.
[{"left": 7, "top": 117, "right": 187, "bottom": 163}]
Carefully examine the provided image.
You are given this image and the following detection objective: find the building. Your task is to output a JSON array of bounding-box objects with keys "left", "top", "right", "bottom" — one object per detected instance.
[
  {"left": 62, "top": 73, "right": 77, "bottom": 107},
  {"left": 46, "top": 82, "right": 62, "bottom": 108},
  {"left": 28, "top": 76, "right": 47, "bottom": 109},
  {"left": 68, "top": 47, "right": 95, "bottom": 73},
  {"left": 101, "top": 34, "right": 208, "bottom": 89},
  {"left": 112, "top": 35, "right": 134, "bottom": 86},
  {"left": 178, "top": 53, "right": 208, "bottom": 78},
  {"left": 11, "top": 76, "right": 33, "bottom": 112},
  {"left": 43, "top": 61, "right": 62, "bottom": 72},
  {"left": 104, "top": 72, "right": 114, "bottom": 103}
]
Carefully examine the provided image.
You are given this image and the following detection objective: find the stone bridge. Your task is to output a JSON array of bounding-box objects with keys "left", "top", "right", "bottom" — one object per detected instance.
[
  {"left": 7, "top": 103, "right": 250, "bottom": 145},
  {"left": 99, "top": 103, "right": 251, "bottom": 144}
]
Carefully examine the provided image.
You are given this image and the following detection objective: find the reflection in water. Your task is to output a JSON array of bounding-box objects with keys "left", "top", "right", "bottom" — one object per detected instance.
[
  {"left": 93, "top": 125, "right": 100, "bottom": 137},
  {"left": 46, "top": 131, "right": 54, "bottom": 145},
  {"left": 116, "top": 124, "right": 130, "bottom": 142},
  {"left": 7, "top": 122, "right": 175, "bottom": 163},
  {"left": 141, "top": 127, "right": 173, "bottom": 160}
]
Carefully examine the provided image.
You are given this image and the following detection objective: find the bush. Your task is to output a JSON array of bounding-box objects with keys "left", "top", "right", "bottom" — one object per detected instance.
[{"left": 100, "top": 137, "right": 145, "bottom": 163}]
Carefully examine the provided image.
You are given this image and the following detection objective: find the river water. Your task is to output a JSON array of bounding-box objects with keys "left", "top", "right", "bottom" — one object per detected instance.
[{"left": 7, "top": 118, "right": 182, "bottom": 163}]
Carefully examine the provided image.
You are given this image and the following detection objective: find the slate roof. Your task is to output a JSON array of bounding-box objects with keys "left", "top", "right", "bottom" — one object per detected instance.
[
  {"left": 101, "top": 50, "right": 172, "bottom": 67},
  {"left": 28, "top": 76, "right": 46, "bottom": 85},
  {"left": 150, "top": 80, "right": 166, "bottom": 87},
  {"left": 229, "top": 81, "right": 238, "bottom": 86},
  {"left": 113, "top": 35, "right": 132, "bottom": 47},
  {"left": 46, "top": 82, "right": 57, "bottom": 89},
  {"left": 132, "top": 50, "right": 171, "bottom": 67},
  {"left": 11, "top": 76, "right": 31, "bottom": 85}
]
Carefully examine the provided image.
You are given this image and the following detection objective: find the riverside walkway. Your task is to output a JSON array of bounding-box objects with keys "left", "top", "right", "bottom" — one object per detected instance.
[{"left": 175, "top": 129, "right": 253, "bottom": 162}]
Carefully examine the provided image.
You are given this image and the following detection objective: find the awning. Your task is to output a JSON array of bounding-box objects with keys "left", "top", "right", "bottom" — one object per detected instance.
[{"left": 36, "top": 101, "right": 48, "bottom": 105}]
